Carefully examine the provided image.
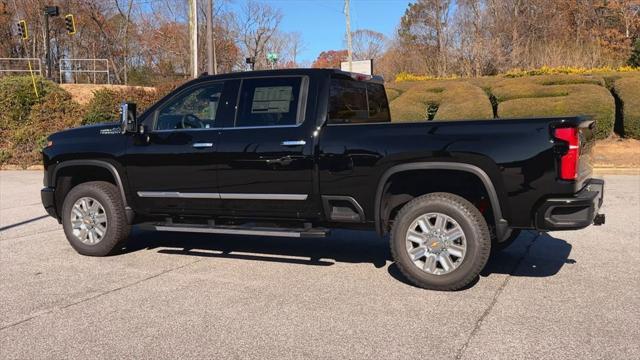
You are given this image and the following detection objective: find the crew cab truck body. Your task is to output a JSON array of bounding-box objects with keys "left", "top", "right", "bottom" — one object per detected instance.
[{"left": 41, "top": 69, "right": 605, "bottom": 290}]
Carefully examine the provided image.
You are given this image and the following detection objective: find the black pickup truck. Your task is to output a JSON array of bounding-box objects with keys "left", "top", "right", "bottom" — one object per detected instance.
[{"left": 41, "top": 69, "right": 605, "bottom": 290}]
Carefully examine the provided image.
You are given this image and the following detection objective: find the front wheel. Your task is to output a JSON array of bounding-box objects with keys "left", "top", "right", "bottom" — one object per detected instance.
[
  {"left": 390, "top": 192, "right": 491, "bottom": 291},
  {"left": 61, "top": 181, "right": 130, "bottom": 256}
]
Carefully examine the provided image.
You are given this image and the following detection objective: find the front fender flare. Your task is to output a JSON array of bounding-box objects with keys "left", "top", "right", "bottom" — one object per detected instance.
[{"left": 52, "top": 159, "right": 134, "bottom": 223}]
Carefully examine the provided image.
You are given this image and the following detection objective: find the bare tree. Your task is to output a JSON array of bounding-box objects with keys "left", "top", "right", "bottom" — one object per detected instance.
[
  {"left": 236, "top": 0, "right": 282, "bottom": 70},
  {"left": 288, "top": 32, "right": 304, "bottom": 66},
  {"left": 114, "top": 0, "right": 134, "bottom": 84},
  {"left": 398, "top": 0, "right": 452, "bottom": 76},
  {"left": 350, "top": 29, "right": 386, "bottom": 60}
]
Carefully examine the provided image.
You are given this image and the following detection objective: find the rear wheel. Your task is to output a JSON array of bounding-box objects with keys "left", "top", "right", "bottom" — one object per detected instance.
[
  {"left": 61, "top": 181, "right": 130, "bottom": 256},
  {"left": 390, "top": 192, "right": 491, "bottom": 291}
]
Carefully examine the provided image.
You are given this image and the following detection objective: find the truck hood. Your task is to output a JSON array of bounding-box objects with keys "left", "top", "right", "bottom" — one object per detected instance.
[{"left": 48, "top": 122, "right": 122, "bottom": 142}]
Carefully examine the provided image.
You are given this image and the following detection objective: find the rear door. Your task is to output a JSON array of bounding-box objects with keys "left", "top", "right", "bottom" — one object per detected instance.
[
  {"left": 125, "top": 79, "right": 240, "bottom": 215},
  {"left": 215, "top": 76, "right": 320, "bottom": 219}
]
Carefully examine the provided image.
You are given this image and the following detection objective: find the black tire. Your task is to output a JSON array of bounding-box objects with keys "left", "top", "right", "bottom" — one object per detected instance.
[
  {"left": 492, "top": 229, "right": 521, "bottom": 252},
  {"left": 390, "top": 192, "right": 491, "bottom": 291},
  {"left": 61, "top": 181, "right": 130, "bottom": 256}
]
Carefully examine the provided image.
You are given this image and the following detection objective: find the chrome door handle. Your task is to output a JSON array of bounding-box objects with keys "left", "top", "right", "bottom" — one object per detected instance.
[
  {"left": 193, "top": 142, "right": 214, "bottom": 148},
  {"left": 281, "top": 140, "right": 306, "bottom": 146}
]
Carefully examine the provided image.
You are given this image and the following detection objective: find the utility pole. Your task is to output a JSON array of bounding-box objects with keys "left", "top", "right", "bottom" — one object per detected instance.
[
  {"left": 44, "top": 13, "right": 50, "bottom": 78},
  {"left": 189, "top": 0, "right": 198, "bottom": 78},
  {"left": 213, "top": 33, "right": 217, "bottom": 74},
  {"left": 206, "top": 0, "right": 216, "bottom": 75},
  {"left": 43, "top": 6, "right": 59, "bottom": 80},
  {"left": 344, "top": 0, "right": 353, "bottom": 72}
]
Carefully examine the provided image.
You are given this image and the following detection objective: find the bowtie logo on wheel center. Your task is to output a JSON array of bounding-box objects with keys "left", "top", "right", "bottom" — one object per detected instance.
[{"left": 429, "top": 239, "right": 444, "bottom": 252}]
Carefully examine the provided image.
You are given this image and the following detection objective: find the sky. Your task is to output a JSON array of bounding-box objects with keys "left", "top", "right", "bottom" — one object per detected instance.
[{"left": 228, "top": 0, "right": 409, "bottom": 64}]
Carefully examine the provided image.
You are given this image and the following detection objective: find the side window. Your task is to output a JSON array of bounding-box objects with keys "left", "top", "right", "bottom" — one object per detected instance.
[
  {"left": 366, "top": 83, "right": 391, "bottom": 122},
  {"left": 236, "top": 77, "right": 303, "bottom": 127},
  {"left": 154, "top": 82, "right": 224, "bottom": 131},
  {"left": 328, "top": 78, "right": 390, "bottom": 124}
]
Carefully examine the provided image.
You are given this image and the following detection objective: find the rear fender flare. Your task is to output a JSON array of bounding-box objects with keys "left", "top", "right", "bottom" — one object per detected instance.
[{"left": 374, "top": 162, "right": 509, "bottom": 240}]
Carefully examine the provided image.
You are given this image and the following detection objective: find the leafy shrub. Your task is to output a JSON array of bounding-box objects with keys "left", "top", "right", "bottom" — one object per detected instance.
[
  {"left": 0, "top": 76, "right": 60, "bottom": 130},
  {"left": 3, "top": 89, "right": 84, "bottom": 165},
  {"left": 83, "top": 86, "right": 168, "bottom": 125},
  {"left": 614, "top": 77, "right": 640, "bottom": 139},
  {"left": 0, "top": 76, "right": 68, "bottom": 165},
  {"left": 83, "top": 88, "right": 119, "bottom": 124}
]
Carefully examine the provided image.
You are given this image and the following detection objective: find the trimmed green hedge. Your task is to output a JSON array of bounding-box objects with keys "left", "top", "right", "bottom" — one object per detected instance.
[
  {"left": 389, "top": 80, "right": 493, "bottom": 121},
  {"left": 614, "top": 77, "right": 640, "bottom": 139},
  {"left": 481, "top": 75, "right": 615, "bottom": 139}
]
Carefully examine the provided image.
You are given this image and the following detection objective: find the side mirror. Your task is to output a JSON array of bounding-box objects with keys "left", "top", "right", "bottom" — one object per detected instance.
[{"left": 120, "top": 102, "right": 137, "bottom": 134}]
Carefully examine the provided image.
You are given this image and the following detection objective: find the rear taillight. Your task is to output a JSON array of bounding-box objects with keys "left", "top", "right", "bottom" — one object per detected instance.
[{"left": 555, "top": 127, "right": 579, "bottom": 180}]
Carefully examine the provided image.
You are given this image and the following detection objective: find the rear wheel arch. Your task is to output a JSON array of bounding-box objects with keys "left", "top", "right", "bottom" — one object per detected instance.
[{"left": 374, "top": 162, "right": 509, "bottom": 239}]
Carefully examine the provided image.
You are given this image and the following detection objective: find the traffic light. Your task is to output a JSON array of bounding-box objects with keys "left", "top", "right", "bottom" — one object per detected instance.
[
  {"left": 64, "top": 14, "right": 76, "bottom": 35},
  {"left": 16, "top": 20, "right": 28, "bottom": 40}
]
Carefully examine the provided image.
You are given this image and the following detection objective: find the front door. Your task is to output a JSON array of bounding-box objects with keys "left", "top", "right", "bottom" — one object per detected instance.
[
  {"left": 216, "top": 76, "right": 319, "bottom": 219},
  {"left": 125, "top": 80, "right": 239, "bottom": 216}
]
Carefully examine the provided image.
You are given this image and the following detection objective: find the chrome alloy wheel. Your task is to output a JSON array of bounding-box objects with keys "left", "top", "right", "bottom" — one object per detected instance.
[
  {"left": 70, "top": 197, "right": 108, "bottom": 245},
  {"left": 405, "top": 212, "right": 467, "bottom": 275}
]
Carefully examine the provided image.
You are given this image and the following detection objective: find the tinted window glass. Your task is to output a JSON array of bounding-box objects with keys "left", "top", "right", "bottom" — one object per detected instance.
[
  {"left": 154, "top": 82, "right": 224, "bottom": 130},
  {"left": 367, "top": 83, "right": 391, "bottom": 122},
  {"left": 236, "top": 77, "right": 302, "bottom": 127},
  {"left": 328, "top": 78, "right": 390, "bottom": 124}
]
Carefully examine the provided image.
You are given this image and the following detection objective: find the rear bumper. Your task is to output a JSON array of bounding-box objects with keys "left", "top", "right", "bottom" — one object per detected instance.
[
  {"left": 41, "top": 187, "right": 59, "bottom": 221},
  {"left": 535, "top": 178, "right": 604, "bottom": 231}
]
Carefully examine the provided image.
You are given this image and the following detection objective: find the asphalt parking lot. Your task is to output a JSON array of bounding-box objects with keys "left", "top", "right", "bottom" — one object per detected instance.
[{"left": 1, "top": 171, "right": 638, "bottom": 359}]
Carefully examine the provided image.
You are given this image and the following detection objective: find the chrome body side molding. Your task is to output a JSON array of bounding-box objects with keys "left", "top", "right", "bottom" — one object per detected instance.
[{"left": 137, "top": 192, "right": 308, "bottom": 201}]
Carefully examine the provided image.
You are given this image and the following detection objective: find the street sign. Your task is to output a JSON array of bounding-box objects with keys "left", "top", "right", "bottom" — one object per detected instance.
[{"left": 267, "top": 53, "right": 278, "bottom": 63}]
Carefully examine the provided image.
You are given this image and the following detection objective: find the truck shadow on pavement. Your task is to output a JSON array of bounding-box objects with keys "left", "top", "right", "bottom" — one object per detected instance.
[
  {"left": 119, "top": 228, "right": 574, "bottom": 290},
  {"left": 121, "top": 228, "right": 391, "bottom": 268}
]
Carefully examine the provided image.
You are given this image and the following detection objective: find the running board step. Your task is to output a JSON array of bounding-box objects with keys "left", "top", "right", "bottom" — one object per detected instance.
[{"left": 153, "top": 223, "right": 329, "bottom": 238}]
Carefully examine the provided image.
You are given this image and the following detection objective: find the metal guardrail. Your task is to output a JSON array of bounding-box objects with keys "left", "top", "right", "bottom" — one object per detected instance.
[
  {"left": 0, "top": 58, "right": 43, "bottom": 76},
  {"left": 59, "top": 58, "right": 110, "bottom": 84}
]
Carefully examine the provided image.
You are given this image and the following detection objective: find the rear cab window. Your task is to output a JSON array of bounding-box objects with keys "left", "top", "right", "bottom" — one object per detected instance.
[
  {"left": 328, "top": 77, "right": 390, "bottom": 124},
  {"left": 235, "top": 77, "right": 307, "bottom": 128}
]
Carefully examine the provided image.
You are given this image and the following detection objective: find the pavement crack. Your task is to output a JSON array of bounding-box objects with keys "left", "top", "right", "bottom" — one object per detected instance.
[
  {"left": 0, "top": 259, "right": 202, "bottom": 332},
  {"left": 454, "top": 232, "right": 541, "bottom": 360}
]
